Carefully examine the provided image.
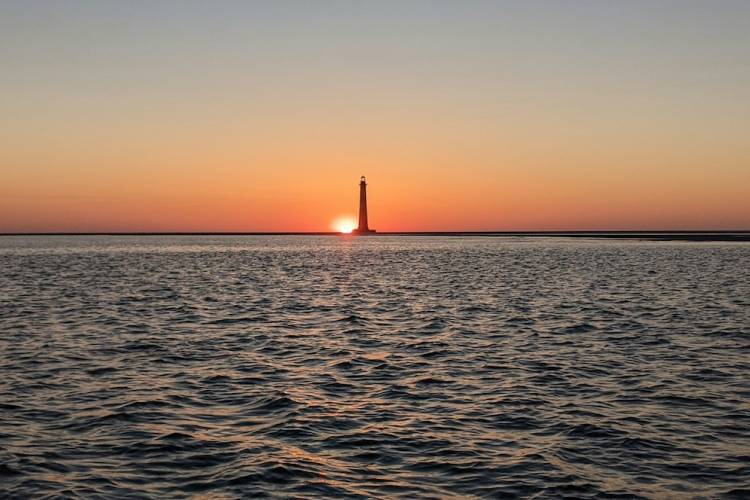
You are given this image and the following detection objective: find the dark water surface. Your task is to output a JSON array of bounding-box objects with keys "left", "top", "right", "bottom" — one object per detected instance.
[{"left": 1, "top": 236, "right": 749, "bottom": 498}]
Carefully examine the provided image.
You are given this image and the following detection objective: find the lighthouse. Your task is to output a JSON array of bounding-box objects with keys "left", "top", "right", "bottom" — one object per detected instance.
[{"left": 353, "top": 176, "right": 376, "bottom": 234}]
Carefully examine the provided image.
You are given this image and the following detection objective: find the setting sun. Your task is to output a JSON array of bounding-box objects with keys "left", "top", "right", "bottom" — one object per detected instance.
[{"left": 332, "top": 216, "right": 357, "bottom": 234}]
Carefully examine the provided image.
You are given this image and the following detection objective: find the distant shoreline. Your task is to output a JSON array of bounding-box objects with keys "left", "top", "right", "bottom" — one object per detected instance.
[{"left": 1, "top": 231, "right": 749, "bottom": 242}]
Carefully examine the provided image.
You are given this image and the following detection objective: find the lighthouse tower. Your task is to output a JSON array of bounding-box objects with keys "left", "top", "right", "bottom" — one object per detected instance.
[{"left": 353, "top": 176, "right": 376, "bottom": 234}]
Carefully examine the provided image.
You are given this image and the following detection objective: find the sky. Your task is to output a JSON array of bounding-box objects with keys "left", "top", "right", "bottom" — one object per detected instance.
[{"left": 1, "top": 0, "right": 749, "bottom": 232}]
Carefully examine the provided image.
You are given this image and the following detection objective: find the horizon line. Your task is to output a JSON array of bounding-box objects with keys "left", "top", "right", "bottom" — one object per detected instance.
[{"left": 2, "top": 230, "right": 750, "bottom": 241}]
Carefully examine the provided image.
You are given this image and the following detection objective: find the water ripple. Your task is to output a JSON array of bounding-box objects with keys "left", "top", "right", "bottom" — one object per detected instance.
[{"left": 1, "top": 235, "right": 749, "bottom": 498}]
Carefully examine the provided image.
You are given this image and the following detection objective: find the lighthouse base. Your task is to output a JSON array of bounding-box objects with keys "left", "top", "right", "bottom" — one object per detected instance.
[{"left": 352, "top": 229, "right": 377, "bottom": 235}]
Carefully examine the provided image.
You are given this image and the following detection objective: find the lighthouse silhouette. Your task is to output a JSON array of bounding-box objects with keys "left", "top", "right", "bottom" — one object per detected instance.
[{"left": 353, "top": 176, "right": 376, "bottom": 234}]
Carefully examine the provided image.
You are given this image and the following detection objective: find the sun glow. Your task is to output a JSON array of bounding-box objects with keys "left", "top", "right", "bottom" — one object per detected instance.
[{"left": 332, "top": 216, "right": 357, "bottom": 234}]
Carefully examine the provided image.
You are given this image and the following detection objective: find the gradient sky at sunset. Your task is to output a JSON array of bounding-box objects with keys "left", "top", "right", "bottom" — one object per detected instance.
[{"left": 2, "top": 1, "right": 749, "bottom": 232}]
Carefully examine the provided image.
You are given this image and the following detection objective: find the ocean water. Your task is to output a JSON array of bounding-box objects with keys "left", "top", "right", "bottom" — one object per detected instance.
[{"left": 1, "top": 235, "right": 749, "bottom": 498}]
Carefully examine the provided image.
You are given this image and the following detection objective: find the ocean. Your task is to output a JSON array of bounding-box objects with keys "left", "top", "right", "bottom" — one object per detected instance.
[{"left": 1, "top": 235, "right": 749, "bottom": 498}]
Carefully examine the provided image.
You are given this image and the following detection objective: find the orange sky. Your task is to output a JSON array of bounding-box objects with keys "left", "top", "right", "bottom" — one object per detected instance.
[{"left": 1, "top": 2, "right": 749, "bottom": 232}]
